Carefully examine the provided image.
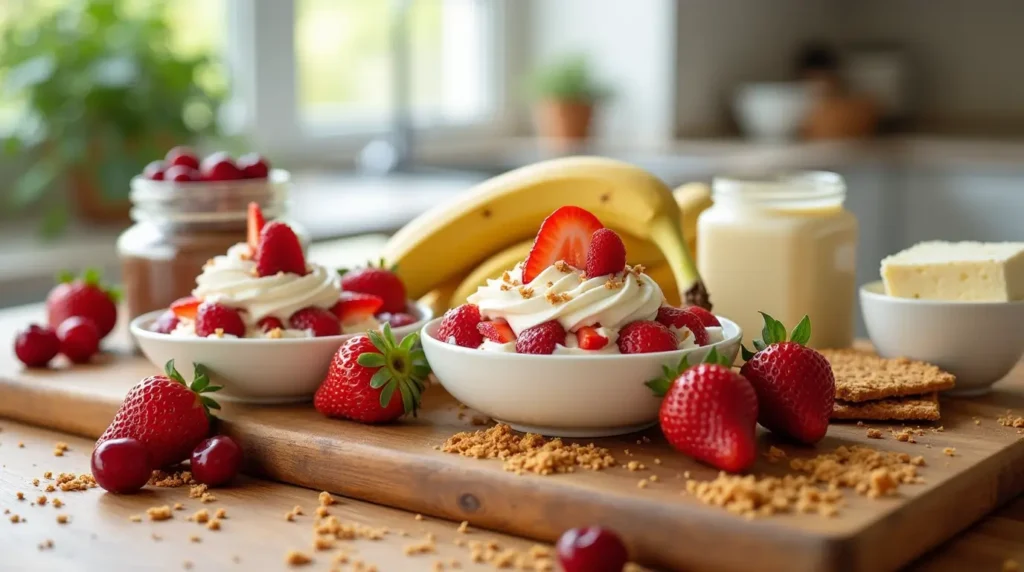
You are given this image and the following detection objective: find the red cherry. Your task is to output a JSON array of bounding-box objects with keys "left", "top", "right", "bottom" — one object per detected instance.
[
  {"left": 14, "top": 324, "right": 60, "bottom": 367},
  {"left": 56, "top": 316, "right": 100, "bottom": 363},
  {"left": 165, "top": 146, "right": 200, "bottom": 170},
  {"left": 201, "top": 152, "right": 243, "bottom": 182},
  {"left": 556, "top": 527, "right": 629, "bottom": 572},
  {"left": 190, "top": 435, "right": 243, "bottom": 487},
  {"left": 164, "top": 165, "right": 200, "bottom": 182},
  {"left": 91, "top": 437, "right": 152, "bottom": 494},
  {"left": 237, "top": 153, "right": 271, "bottom": 179},
  {"left": 143, "top": 160, "right": 166, "bottom": 181}
]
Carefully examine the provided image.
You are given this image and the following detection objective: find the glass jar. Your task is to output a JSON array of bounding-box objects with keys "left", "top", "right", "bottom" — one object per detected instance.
[
  {"left": 697, "top": 171, "right": 858, "bottom": 349},
  {"left": 117, "top": 171, "right": 299, "bottom": 323}
]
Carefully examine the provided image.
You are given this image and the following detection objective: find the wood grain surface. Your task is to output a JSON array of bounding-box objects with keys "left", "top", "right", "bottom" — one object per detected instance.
[{"left": 3, "top": 304, "right": 1024, "bottom": 572}]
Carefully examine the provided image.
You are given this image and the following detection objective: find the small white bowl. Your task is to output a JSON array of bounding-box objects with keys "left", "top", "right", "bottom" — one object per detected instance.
[
  {"left": 130, "top": 303, "right": 433, "bottom": 404},
  {"left": 860, "top": 281, "right": 1024, "bottom": 396},
  {"left": 421, "top": 317, "right": 743, "bottom": 437}
]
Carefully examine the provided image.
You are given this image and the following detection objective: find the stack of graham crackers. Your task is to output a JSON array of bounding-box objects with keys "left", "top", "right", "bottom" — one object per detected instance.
[{"left": 820, "top": 349, "right": 956, "bottom": 422}]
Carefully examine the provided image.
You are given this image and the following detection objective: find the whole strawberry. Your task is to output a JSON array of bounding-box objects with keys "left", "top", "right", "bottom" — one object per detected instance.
[
  {"left": 96, "top": 361, "right": 221, "bottom": 469},
  {"left": 314, "top": 324, "right": 430, "bottom": 424},
  {"left": 617, "top": 320, "right": 677, "bottom": 354},
  {"left": 47, "top": 269, "right": 119, "bottom": 340},
  {"left": 515, "top": 320, "right": 565, "bottom": 354},
  {"left": 256, "top": 221, "right": 307, "bottom": 277},
  {"left": 339, "top": 260, "right": 407, "bottom": 314},
  {"left": 436, "top": 304, "right": 483, "bottom": 348},
  {"left": 740, "top": 313, "right": 835, "bottom": 445},
  {"left": 647, "top": 348, "right": 758, "bottom": 472}
]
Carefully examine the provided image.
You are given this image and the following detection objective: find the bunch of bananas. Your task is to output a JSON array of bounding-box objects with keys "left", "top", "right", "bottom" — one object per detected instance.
[{"left": 382, "top": 157, "right": 713, "bottom": 317}]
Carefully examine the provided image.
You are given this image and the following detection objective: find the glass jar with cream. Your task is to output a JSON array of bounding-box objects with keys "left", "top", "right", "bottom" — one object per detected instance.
[{"left": 697, "top": 171, "right": 858, "bottom": 349}]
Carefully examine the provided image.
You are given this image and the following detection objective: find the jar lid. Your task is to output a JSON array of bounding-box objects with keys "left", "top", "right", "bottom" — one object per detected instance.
[{"left": 712, "top": 171, "right": 845, "bottom": 208}]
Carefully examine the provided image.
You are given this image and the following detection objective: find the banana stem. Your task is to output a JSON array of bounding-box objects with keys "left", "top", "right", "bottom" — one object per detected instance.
[{"left": 649, "top": 216, "right": 712, "bottom": 310}]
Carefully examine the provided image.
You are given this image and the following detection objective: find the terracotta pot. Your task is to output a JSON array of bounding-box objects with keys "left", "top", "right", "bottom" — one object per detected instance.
[
  {"left": 69, "top": 168, "right": 131, "bottom": 225},
  {"left": 534, "top": 99, "right": 594, "bottom": 150}
]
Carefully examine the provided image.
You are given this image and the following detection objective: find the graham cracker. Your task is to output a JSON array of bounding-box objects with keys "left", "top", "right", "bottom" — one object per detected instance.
[
  {"left": 819, "top": 348, "right": 955, "bottom": 402},
  {"left": 832, "top": 393, "right": 941, "bottom": 422}
]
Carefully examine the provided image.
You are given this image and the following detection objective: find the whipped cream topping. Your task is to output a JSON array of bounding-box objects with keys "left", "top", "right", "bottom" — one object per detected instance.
[
  {"left": 705, "top": 326, "right": 725, "bottom": 344},
  {"left": 468, "top": 263, "right": 664, "bottom": 336},
  {"left": 192, "top": 243, "right": 341, "bottom": 326}
]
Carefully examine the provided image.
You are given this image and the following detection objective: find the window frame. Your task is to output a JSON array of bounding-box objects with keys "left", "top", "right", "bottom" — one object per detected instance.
[{"left": 226, "top": 0, "right": 520, "bottom": 166}]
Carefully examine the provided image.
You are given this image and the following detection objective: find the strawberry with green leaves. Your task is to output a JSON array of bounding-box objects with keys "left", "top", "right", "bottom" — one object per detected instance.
[
  {"left": 314, "top": 324, "right": 430, "bottom": 424},
  {"left": 740, "top": 313, "right": 835, "bottom": 445},
  {"left": 647, "top": 348, "right": 758, "bottom": 472},
  {"left": 47, "top": 268, "right": 120, "bottom": 340},
  {"left": 96, "top": 361, "right": 221, "bottom": 469}
]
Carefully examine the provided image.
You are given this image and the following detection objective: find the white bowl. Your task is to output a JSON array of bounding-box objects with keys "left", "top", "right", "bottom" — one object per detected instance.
[
  {"left": 421, "top": 317, "right": 743, "bottom": 437},
  {"left": 860, "top": 281, "right": 1024, "bottom": 396},
  {"left": 733, "top": 81, "right": 814, "bottom": 141},
  {"left": 130, "top": 303, "right": 433, "bottom": 404}
]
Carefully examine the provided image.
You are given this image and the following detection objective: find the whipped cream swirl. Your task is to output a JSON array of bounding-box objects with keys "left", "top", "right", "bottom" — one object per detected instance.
[
  {"left": 192, "top": 243, "right": 341, "bottom": 325},
  {"left": 467, "top": 263, "right": 664, "bottom": 335}
]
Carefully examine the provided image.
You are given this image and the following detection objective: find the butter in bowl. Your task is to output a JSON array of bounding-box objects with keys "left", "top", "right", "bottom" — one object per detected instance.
[{"left": 860, "top": 241, "right": 1024, "bottom": 395}]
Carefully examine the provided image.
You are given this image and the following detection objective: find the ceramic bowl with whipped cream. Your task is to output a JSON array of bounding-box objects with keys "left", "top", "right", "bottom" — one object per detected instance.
[
  {"left": 421, "top": 205, "right": 740, "bottom": 436},
  {"left": 129, "top": 204, "right": 432, "bottom": 402}
]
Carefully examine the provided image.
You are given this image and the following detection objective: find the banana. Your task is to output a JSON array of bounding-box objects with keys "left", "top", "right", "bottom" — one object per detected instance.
[
  {"left": 417, "top": 275, "right": 461, "bottom": 319},
  {"left": 674, "top": 181, "right": 713, "bottom": 258},
  {"left": 383, "top": 157, "right": 709, "bottom": 308}
]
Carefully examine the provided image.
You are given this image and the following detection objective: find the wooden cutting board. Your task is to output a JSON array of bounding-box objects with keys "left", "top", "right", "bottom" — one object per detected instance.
[{"left": 2, "top": 304, "right": 1024, "bottom": 572}]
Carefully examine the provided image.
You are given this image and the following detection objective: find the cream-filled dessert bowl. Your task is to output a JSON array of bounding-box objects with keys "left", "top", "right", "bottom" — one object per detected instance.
[
  {"left": 131, "top": 203, "right": 432, "bottom": 403},
  {"left": 421, "top": 206, "right": 742, "bottom": 437},
  {"left": 861, "top": 241, "right": 1024, "bottom": 395}
]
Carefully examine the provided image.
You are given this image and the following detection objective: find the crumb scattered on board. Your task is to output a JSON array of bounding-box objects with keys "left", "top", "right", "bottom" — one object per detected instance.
[{"left": 441, "top": 424, "right": 615, "bottom": 475}]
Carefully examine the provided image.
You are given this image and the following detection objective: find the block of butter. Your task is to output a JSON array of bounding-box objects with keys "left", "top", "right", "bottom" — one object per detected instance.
[{"left": 881, "top": 241, "right": 1024, "bottom": 301}]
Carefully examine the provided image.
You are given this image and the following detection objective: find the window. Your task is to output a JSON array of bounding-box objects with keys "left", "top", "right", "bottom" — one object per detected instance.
[
  {"left": 294, "top": 0, "right": 495, "bottom": 129},
  {"left": 0, "top": 0, "right": 507, "bottom": 158}
]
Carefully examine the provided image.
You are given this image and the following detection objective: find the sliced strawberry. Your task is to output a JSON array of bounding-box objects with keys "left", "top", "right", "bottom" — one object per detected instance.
[
  {"left": 289, "top": 307, "right": 341, "bottom": 337},
  {"left": 585, "top": 228, "right": 626, "bottom": 278},
  {"left": 330, "top": 292, "right": 385, "bottom": 325},
  {"left": 684, "top": 305, "right": 721, "bottom": 328},
  {"left": 618, "top": 320, "right": 678, "bottom": 354},
  {"left": 575, "top": 326, "right": 609, "bottom": 350},
  {"left": 247, "top": 202, "right": 265, "bottom": 254},
  {"left": 656, "top": 306, "right": 710, "bottom": 346},
  {"left": 170, "top": 296, "right": 201, "bottom": 320},
  {"left": 522, "top": 206, "right": 604, "bottom": 283},
  {"left": 436, "top": 304, "right": 483, "bottom": 348},
  {"left": 477, "top": 319, "right": 516, "bottom": 344},
  {"left": 195, "top": 302, "right": 246, "bottom": 338},
  {"left": 255, "top": 221, "right": 306, "bottom": 277}
]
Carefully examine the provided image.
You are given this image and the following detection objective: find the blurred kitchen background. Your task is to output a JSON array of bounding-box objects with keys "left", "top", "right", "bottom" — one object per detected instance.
[{"left": 1, "top": 0, "right": 1023, "bottom": 335}]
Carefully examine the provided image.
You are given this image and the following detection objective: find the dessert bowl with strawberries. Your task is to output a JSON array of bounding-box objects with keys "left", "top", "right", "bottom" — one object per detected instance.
[
  {"left": 421, "top": 206, "right": 742, "bottom": 437},
  {"left": 130, "top": 204, "right": 431, "bottom": 403}
]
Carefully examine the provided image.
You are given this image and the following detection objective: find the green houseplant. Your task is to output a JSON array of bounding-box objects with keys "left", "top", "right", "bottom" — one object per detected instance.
[
  {"left": 0, "top": 0, "right": 225, "bottom": 235},
  {"left": 528, "top": 55, "right": 611, "bottom": 149}
]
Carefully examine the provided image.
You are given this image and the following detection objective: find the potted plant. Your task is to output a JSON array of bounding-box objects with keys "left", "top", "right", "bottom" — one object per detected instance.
[
  {"left": 0, "top": 0, "right": 225, "bottom": 235},
  {"left": 529, "top": 55, "right": 611, "bottom": 149}
]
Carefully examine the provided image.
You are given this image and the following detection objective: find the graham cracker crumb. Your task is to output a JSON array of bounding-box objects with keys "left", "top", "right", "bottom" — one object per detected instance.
[
  {"left": 414, "top": 513, "right": 424, "bottom": 521},
  {"left": 54, "top": 472, "right": 97, "bottom": 491},
  {"left": 766, "top": 446, "right": 787, "bottom": 462},
  {"left": 267, "top": 327, "right": 283, "bottom": 339},
  {"left": 654, "top": 458, "right": 662, "bottom": 465},
  {"left": 554, "top": 261, "right": 571, "bottom": 273},
  {"left": 35, "top": 495, "right": 46, "bottom": 505},
  {"left": 518, "top": 286, "right": 535, "bottom": 299},
  {"left": 285, "top": 512, "right": 296, "bottom": 522},
  {"left": 31, "top": 478, "right": 39, "bottom": 486},
  {"left": 626, "top": 461, "right": 646, "bottom": 471},
  {"left": 499, "top": 284, "right": 511, "bottom": 292},
  {"left": 151, "top": 470, "right": 195, "bottom": 488},
  {"left": 189, "top": 535, "right": 201, "bottom": 543},
  {"left": 285, "top": 550, "right": 312, "bottom": 566},
  {"left": 943, "top": 447, "right": 956, "bottom": 457},
  {"left": 866, "top": 428, "right": 883, "bottom": 439},
  {"left": 129, "top": 515, "right": 142, "bottom": 523},
  {"left": 998, "top": 411, "right": 1024, "bottom": 428},
  {"left": 650, "top": 474, "right": 660, "bottom": 482},
  {"left": 10, "top": 514, "right": 21, "bottom": 523},
  {"left": 637, "top": 479, "right": 649, "bottom": 489},
  {"left": 15, "top": 492, "right": 23, "bottom": 500},
  {"left": 174, "top": 503, "right": 185, "bottom": 511},
  {"left": 457, "top": 521, "right": 470, "bottom": 534},
  {"left": 147, "top": 506, "right": 173, "bottom": 521},
  {"left": 313, "top": 536, "right": 334, "bottom": 551},
  {"left": 192, "top": 509, "right": 209, "bottom": 523},
  {"left": 319, "top": 491, "right": 336, "bottom": 506},
  {"left": 441, "top": 424, "right": 616, "bottom": 475},
  {"left": 44, "top": 484, "right": 55, "bottom": 493},
  {"left": 200, "top": 492, "right": 216, "bottom": 503},
  {"left": 892, "top": 429, "right": 916, "bottom": 443},
  {"left": 403, "top": 535, "right": 437, "bottom": 555},
  {"left": 52, "top": 498, "right": 63, "bottom": 508},
  {"left": 43, "top": 471, "right": 52, "bottom": 479},
  {"left": 38, "top": 539, "right": 53, "bottom": 550},
  {"left": 18, "top": 442, "right": 24, "bottom": 448},
  {"left": 152, "top": 533, "right": 162, "bottom": 541},
  {"left": 316, "top": 506, "right": 330, "bottom": 518},
  {"left": 820, "top": 349, "right": 955, "bottom": 403}
]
